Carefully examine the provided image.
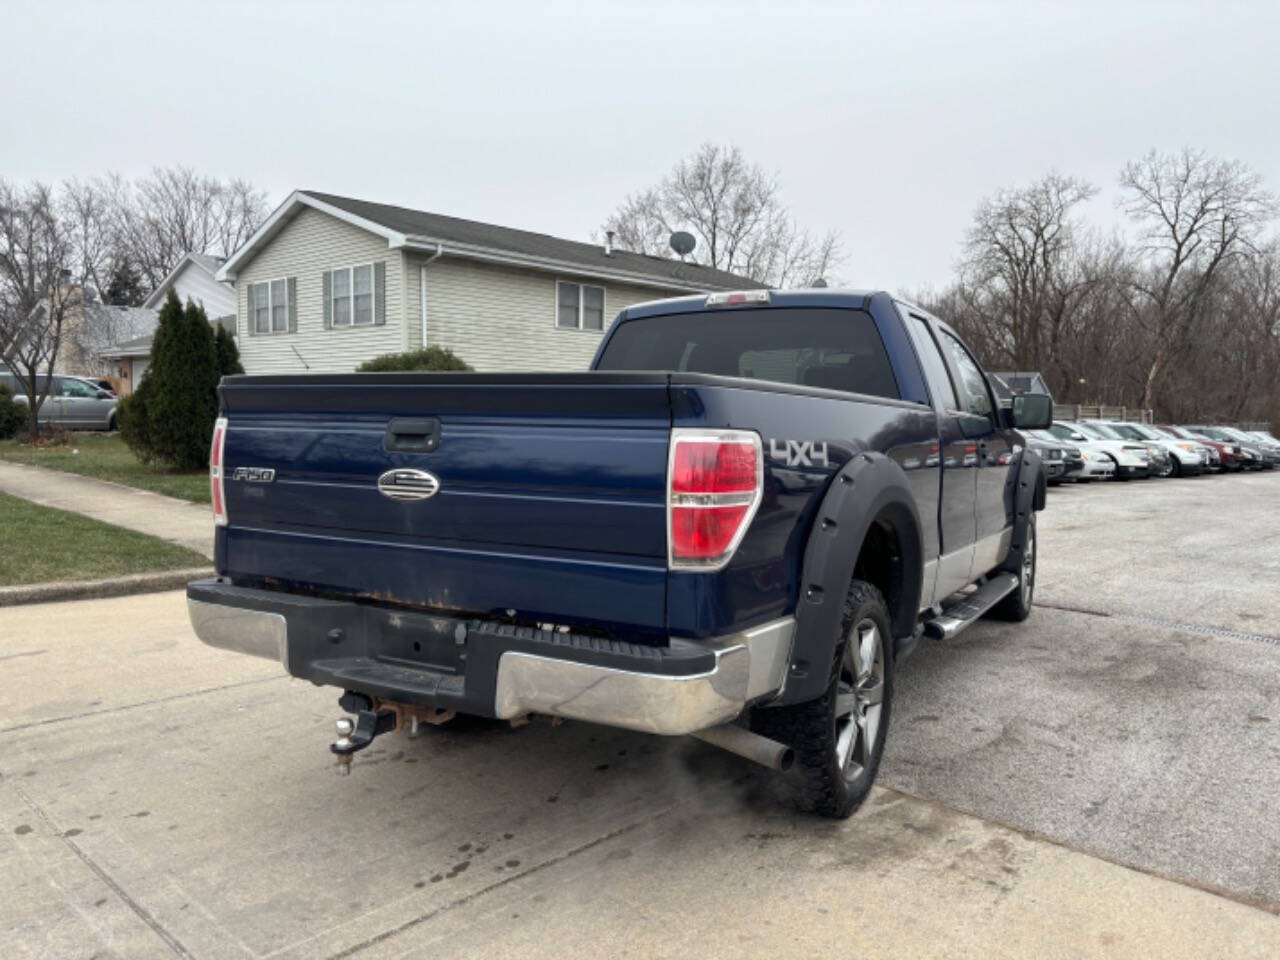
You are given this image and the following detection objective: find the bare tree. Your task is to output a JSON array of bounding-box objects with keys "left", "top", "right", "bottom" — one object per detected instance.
[
  {"left": 602, "top": 144, "right": 841, "bottom": 287},
  {"left": 954, "top": 173, "right": 1098, "bottom": 372},
  {"left": 1119, "top": 148, "right": 1276, "bottom": 409},
  {"left": 0, "top": 181, "right": 77, "bottom": 438},
  {"left": 62, "top": 179, "right": 118, "bottom": 299},
  {"left": 108, "top": 167, "right": 269, "bottom": 288}
]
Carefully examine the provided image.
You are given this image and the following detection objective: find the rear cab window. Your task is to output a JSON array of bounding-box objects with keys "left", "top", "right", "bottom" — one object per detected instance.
[{"left": 595, "top": 308, "right": 901, "bottom": 400}]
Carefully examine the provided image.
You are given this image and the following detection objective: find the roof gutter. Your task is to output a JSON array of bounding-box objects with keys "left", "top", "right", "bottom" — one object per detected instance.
[{"left": 400, "top": 236, "right": 743, "bottom": 293}]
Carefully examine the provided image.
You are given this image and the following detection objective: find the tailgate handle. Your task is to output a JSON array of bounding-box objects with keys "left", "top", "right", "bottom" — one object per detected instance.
[{"left": 385, "top": 417, "right": 440, "bottom": 453}]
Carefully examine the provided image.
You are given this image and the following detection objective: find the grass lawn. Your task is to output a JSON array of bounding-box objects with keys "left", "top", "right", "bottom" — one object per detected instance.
[
  {"left": 0, "top": 433, "right": 209, "bottom": 503},
  {"left": 0, "top": 492, "right": 208, "bottom": 586}
]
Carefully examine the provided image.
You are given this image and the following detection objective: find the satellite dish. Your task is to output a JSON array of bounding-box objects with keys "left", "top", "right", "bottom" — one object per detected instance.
[{"left": 669, "top": 231, "right": 696, "bottom": 258}]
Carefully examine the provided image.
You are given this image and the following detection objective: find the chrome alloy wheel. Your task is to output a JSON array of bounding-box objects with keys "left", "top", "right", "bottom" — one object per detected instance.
[
  {"left": 1021, "top": 523, "right": 1036, "bottom": 606},
  {"left": 834, "top": 618, "right": 885, "bottom": 777}
]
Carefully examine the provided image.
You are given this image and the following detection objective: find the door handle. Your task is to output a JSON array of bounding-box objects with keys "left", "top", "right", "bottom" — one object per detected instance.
[{"left": 384, "top": 417, "right": 440, "bottom": 453}]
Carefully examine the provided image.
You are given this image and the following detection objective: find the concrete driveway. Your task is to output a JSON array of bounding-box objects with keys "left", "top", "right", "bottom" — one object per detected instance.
[{"left": 3, "top": 472, "right": 1279, "bottom": 958}]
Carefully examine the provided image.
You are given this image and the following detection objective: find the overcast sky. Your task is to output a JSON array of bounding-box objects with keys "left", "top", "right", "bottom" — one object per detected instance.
[{"left": 3, "top": 0, "right": 1278, "bottom": 292}]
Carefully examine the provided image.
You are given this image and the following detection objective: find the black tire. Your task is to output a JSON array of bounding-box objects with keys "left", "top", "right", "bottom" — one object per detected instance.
[
  {"left": 988, "top": 512, "right": 1036, "bottom": 621},
  {"left": 1168, "top": 456, "right": 1182, "bottom": 478},
  {"left": 752, "top": 581, "right": 893, "bottom": 819}
]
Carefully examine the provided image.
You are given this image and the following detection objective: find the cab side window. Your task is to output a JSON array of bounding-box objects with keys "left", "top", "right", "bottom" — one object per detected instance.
[
  {"left": 938, "top": 330, "right": 994, "bottom": 419},
  {"left": 907, "top": 315, "right": 959, "bottom": 410}
]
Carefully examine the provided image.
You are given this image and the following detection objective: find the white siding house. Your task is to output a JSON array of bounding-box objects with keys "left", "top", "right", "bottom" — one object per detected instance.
[
  {"left": 143, "top": 252, "right": 236, "bottom": 321},
  {"left": 102, "top": 252, "right": 237, "bottom": 394},
  {"left": 217, "top": 190, "right": 758, "bottom": 375}
]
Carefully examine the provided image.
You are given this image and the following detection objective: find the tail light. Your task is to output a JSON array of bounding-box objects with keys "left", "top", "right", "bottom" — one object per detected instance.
[
  {"left": 210, "top": 417, "right": 228, "bottom": 527},
  {"left": 667, "top": 429, "right": 763, "bottom": 570}
]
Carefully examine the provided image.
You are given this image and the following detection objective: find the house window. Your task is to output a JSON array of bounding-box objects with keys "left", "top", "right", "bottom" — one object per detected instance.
[
  {"left": 332, "top": 269, "right": 351, "bottom": 326},
  {"left": 330, "top": 264, "right": 375, "bottom": 327},
  {"left": 556, "top": 281, "right": 606, "bottom": 331},
  {"left": 250, "top": 278, "right": 290, "bottom": 334}
]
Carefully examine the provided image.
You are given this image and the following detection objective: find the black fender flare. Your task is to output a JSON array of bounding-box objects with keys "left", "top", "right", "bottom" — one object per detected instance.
[
  {"left": 1000, "top": 447, "right": 1045, "bottom": 574},
  {"left": 774, "top": 451, "right": 924, "bottom": 707}
]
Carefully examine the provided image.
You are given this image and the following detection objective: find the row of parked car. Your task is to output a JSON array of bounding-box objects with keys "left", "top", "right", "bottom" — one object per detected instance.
[{"left": 1023, "top": 419, "right": 1280, "bottom": 484}]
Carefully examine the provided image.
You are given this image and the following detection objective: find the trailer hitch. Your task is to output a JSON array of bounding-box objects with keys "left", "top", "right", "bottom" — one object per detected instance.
[{"left": 330, "top": 708, "right": 397, "bottom": 774}]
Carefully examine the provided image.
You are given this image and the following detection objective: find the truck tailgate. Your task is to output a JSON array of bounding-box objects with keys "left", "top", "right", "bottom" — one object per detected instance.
[{"left": 217, "top": 374, "right": 672, "bottom": 638}]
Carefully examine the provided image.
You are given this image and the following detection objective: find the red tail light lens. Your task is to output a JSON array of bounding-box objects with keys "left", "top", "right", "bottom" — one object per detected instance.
[
  {"left": 668, "top": 430, "right": 762, "bottom": 569},
  {"left": 210, "top": 417, "right": 228, "bottom": 527}
]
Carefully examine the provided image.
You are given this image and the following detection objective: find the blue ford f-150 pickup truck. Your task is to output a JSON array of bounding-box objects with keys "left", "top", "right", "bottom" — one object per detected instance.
[{"left": 188, "top": 288, "right": 1050, "bottom": 818}]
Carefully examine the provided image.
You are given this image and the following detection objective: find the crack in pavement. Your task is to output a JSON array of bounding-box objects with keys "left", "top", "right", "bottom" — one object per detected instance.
[
  {"left": 8, "top": 775, "right": 196, "bottom": 958},
  {"left": 0, "top": 648, "right": 46, "bottom": 662},
  {"left": 320, "top": 811, "right": 671, "bottom": 960},
  {"left": 1035, "top": 601, "right": 1280, "bottom": 647},
  {"left": 0, "top": 675, "right": 288, "bottom": 735},
  {"left": 882, "top": 786, "right": 1280, "bottom": 918}
]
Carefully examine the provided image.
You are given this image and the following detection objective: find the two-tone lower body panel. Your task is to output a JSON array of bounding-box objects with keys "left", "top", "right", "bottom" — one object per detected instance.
[{"left": 186, "top": 579, "right": 792, "bottom": 736}]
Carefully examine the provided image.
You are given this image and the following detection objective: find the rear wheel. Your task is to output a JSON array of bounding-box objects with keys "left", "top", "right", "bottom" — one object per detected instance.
[{"left": 753, "top": 581, "right": 893, "bottom": 819}]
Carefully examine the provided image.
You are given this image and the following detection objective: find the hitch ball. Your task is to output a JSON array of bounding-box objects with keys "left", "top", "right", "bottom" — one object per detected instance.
[{"left": 334, "top": 718, "right": 355, "bottom": 775}]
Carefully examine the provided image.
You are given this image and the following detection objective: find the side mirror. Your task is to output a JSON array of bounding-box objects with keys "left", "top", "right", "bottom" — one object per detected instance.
[{"left": 1012, "top": 394, "right": 1053, "bottom": 430}]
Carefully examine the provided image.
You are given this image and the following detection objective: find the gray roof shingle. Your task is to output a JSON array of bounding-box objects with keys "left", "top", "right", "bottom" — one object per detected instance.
[
  {"left": 300, "top": 190, "right": 763, "bottom": 291},
  {"left": 188, "top": 252, "right": 226, "bottom": 274}
]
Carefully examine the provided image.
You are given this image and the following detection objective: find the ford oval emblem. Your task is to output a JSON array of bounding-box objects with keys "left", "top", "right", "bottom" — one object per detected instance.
[{"left": 377, "top": 468, "right": 441, "bottom": 501}]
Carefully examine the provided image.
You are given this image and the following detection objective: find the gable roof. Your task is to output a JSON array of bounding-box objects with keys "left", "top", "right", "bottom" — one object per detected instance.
[
  {"left": 143, "top": 252, "right": 228, "bottom": 309},
  {"left": 989, "top": 371, "right": 1051, "bottom": 399},
  {"left": 217, "top": 189, "right": 763, "bottom": 293}
]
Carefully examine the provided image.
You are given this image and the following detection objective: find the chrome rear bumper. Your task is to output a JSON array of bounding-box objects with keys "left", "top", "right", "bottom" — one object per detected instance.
[
  {"left": 187, "top": 583, "right": 792, "bottom": 737},
  {"left": 492, "top": 618, "right": 792, "bottom": 735}
]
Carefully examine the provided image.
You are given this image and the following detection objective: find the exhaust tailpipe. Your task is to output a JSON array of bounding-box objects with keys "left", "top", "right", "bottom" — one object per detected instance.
[{"left": 692, "top": 724, "right": 794, "bottom": 771}]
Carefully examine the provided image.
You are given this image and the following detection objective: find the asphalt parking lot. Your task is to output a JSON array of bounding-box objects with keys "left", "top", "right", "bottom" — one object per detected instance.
[{"left": 3, "top": 471, "right": 1279, "bottom": 958}]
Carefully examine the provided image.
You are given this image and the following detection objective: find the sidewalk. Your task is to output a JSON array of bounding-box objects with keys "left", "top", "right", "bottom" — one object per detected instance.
[{"left": 0, "top": 461, "right": 213, "bottom": 559}]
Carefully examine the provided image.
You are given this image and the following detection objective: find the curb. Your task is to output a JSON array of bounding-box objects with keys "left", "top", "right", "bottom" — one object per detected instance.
[{"left": 0, "top": 567, "right": 213, "bottom": 607}]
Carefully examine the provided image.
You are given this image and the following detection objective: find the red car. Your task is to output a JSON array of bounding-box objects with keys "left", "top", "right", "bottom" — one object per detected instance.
[{"left": 1158, "top": 424, "right": 1241, "bottom": 471}]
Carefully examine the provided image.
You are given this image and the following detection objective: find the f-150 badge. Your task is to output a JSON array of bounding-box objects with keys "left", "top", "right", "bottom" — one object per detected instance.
[
  {"left": 769, "top": 439, "right": 829, "bottom": 468},
  {"left": 232, "top": 467, "right": 276, "bottom": 482}
]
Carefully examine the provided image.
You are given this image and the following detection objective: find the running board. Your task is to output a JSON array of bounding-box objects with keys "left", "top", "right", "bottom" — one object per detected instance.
[{"left": 922, "top": 572, "right": 1019, "bottom": 640}]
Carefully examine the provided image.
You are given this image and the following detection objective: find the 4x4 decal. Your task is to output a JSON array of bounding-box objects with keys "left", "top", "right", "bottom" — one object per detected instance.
[{"left": 769, "top": 439, "right": 829, "bottom": 468}]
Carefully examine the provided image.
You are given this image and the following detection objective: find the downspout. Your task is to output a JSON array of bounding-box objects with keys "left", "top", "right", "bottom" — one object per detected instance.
[{"left": 420, "top": 243, "right": 443, "bottom": 348}]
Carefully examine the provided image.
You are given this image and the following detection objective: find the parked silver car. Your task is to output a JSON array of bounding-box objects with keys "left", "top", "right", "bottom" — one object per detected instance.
[{"left": 0, "top": 373, "right": 119, "bottom": 430}]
